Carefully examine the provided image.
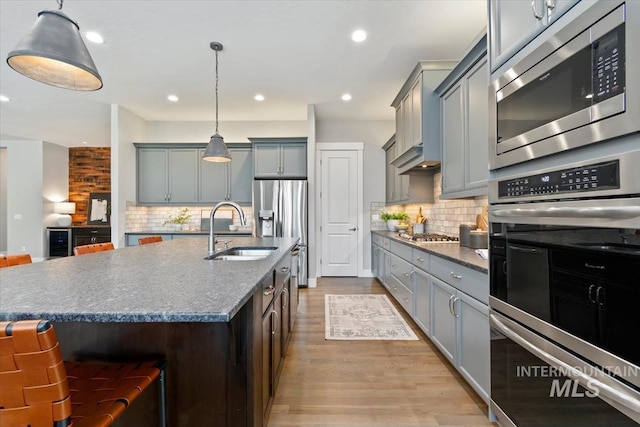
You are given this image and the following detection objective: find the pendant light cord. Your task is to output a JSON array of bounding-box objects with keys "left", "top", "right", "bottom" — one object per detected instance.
[
  {"left": 215, "top": 48, "right": 219, "bottom": 134},
  {"left": 57, "top": 0, "right": 63, "bottom": 10}
]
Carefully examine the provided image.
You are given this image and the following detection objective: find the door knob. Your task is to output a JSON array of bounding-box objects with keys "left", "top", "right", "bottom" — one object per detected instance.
[{"left": 349, "top": 227, "right": 357, "bottom": 231}]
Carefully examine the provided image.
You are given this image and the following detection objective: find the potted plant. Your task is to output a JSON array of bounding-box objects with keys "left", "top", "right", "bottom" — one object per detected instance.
[
  {"left": 163, "top": 207, "right": 192, "bottom": 231},
  {"left": 381, "top": 211, "right": 410, "bottom": 231}
]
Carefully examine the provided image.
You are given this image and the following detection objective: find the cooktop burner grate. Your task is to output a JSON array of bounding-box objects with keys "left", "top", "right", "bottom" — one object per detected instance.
[{"left": 398, "top": 232, "right": 459, "bottom": 243}]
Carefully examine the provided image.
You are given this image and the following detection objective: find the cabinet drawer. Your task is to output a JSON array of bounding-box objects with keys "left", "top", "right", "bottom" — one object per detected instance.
[
  {"left": 412, "top": 249, "right": 429, "bottom": 271},
  {"left": 430, "top": 255, "right": 488, "bottom": 304},
  {"left": 390, "top": 240, "right": 412, "bottom": 263},
  {"left": 387, "top": 274, "right": 413, "bottom": 315},
  {"left": 389, "top": 254, "right": 413, "bottom": 290},
  {"left": 372, "top": 234, "right": 384, "bottom": 246}
]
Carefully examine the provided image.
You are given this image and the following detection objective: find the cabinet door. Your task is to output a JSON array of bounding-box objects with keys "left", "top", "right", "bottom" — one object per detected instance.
[
  {"left": 430, "top": 276, "right": 456, "bottom": 363},
  {"left": 411, "top": 78, "right": 422, "bottom": 147},
  {"left": 414, "top": 268, "right": 431, "bottom": 337},
  {"left": 261, "top": 309, "right": 272, "bottom": 418},
  {"left": 167, "top": 149, "right": 198, "bottom": 203},
  {"left": 281, "top": 143, "right": 307, "bottom": 178},
  {"left": 396, "top": 174, "right": 410, "bottom": 202},
  {"left": 441, "top": 82, "right": 465, "bottom": 194},
  {"left": 198, "top": 148, "right": 229, "bottom": 203},
  {"left": 272, "top": 290, "right": 284, "bottom": 386},
  {"left": 401, "top": 92, "right": 412, "bottom": 154},
  {"left": 385, "top": 143, "right": 396, "bottom": 203},
  {"left": 228, "top": 146, "right": 253, "bottom": 203},
  {"left": 395, "top": 106, "right": 403, "bottom": 158},
  {"left": 281, "top": 281, "right": 291, "bottom": 348},
  {"left": 382, "top": 250, "right": 393, "bottom": 291},
  {"left": 456, "top": 291, "right": 490, "bottom": 403},
  {"left": 371, "top": 244, "right": 379, "bottom": 278},
  {"left": 138, "top": 148, "right": 168, "bottom": 204},
  {"left": 546, "top": 0, "right": 581, "bottom": 25},
  {"left": 465, "top": 56, "right": 489, "bottom": 190},
  {"left": 253, "top": 143, "right": 281, "bottom": 178},
  {"left": 489, "top": 0, "right": 547, "bottom": 71}
]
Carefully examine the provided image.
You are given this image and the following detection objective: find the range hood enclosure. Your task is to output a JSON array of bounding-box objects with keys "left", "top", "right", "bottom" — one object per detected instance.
[{"left": 391, "top": 61, "right": 455, "bottom": 175}]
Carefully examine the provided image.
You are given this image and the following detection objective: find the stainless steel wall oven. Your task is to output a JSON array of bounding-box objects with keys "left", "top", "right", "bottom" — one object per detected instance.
[
  {"left": 490, "top": 0, "right": 640, "bottom": 170},
  {"left": 488, "top": 147, "right": 640, "bottom": 426}
]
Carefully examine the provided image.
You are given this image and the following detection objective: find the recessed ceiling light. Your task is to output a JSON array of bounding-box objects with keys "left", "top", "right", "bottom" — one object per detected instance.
[
  {"left": 254, "top": 94, "right": 265, "bottom": 101},
  {"left": 351, "top": 29, "right": 367, "bottom": 43},
  {"left": 167, "top": 94, "right": 179, "bottom": 102},
  {"left": 82, "top": 141, "right": 88, "bottom": 145},
  {"left": 341, "top": 93, "right": 352, "bottom": 101},
  {"left": 0, "top": 94, "right": 10, "bottom": 102},
  {"left": 85, "top": 31, "right": 104, "bottom": 44}
]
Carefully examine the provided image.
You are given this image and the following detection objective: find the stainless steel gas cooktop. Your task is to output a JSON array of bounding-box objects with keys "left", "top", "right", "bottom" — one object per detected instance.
[{"left": 398, "top": 232, "right": 459, "bottom": 243}]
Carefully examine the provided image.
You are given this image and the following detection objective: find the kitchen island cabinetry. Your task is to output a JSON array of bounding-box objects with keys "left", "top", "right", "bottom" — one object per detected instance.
[
  {"left": 72, "top": 226, "right": 111, "bottom": 248},
  {"left": 437, "top": 35, "right": 489, "bottom": 199},
  {"left": 0, "top": 237, "right": 298, "bottom": 426},
  {"left": 250, "top": 137, "right": 307, "bottom": 179}
]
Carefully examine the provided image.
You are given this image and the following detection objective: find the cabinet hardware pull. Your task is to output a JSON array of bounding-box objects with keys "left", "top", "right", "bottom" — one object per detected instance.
[
  {"left": 283, "top": 287, "right": 289, "bottom": 308},
  {"left": 450, "top": 272, "right": 462, "bottom": 280},
  {"left": 416, "top": 257, "right": 424, "bottom": 262},
  {"left": 263, "top": 286, "right": 275, "bottom": 296},
  {"left": 404, "top": 297, "right": 409, "bottom": 303},
  {"left": 281, "top": 266, "right": 290, "bottom": 273},
  {"left": 404, "top": 272, "right": 410, "bottom": 277},
  {"left": 272, "top": 310, "right": 279, "bottom": 335},
  {"left": 453, "top": 297, "right": 459, "bottom": 318},
  {"left": 448, "top": 295, "right": 456, "bottom": 316},
  {"left": 596, "top": 286, "right": 605, "bottom": 307},
  {"left": 546, "top": 0, "right": 556, "bottom": 12},
  {"left": 531, "top": 0, "right": 544, "bottom": 20},
  {"left": 349, "top": 227, "right": 357, "bottom": 231},
  {"left": 585, "top": 263, "right": 605, "bottom": 270},
  {"left": 588, "top": 284, "right": 597, "bottom": 304}
]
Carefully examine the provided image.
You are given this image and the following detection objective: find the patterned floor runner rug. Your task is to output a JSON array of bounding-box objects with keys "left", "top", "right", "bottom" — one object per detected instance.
[{"left": 325, "top": 294, "right": 418, "bottom": 340}]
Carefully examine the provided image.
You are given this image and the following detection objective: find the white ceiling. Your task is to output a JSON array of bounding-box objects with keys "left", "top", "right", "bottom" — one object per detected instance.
[{"left": 0, "top": 0, "right": 487, "bottom": 148}]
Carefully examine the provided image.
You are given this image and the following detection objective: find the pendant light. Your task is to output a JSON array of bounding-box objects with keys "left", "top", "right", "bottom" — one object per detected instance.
[
  {"left": 202, "top": 42, "right": 231, "bottom": 162},
  {"left": 7, "top": 0, "right": 103, "bottom": 91}
]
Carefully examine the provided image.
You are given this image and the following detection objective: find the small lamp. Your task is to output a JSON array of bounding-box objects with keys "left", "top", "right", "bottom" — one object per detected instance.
[
  {"left": 54, "top": 202, "right": 76, "bottom": 226},
  {"left": 6, "top": 0, "right": 103, "bottom": 91},
  {"left": 202, "top": 42, "right": 231, "bottom": 162}
]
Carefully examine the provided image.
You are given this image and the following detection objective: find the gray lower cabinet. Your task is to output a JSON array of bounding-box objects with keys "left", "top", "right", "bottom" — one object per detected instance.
[
  {"left": 431, "top": 276, "right": 458, "bottom": 362},
  {"left": 413, "top": 266, "right": 431, "bottom": 337},
  {"left": 137, "top": 147, "right": 198, "bottom": 204},
  {"left": 250, "top": 138, "right": 307, "bottom": 179},
  {"left": 199, "top": 145, "right": 252, "bottom": 204}
]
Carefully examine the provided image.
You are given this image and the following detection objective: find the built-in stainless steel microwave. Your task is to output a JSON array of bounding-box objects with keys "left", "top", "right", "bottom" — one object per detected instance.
[{"left": 489, "top": 0, "right": 640, "bottom": 170}]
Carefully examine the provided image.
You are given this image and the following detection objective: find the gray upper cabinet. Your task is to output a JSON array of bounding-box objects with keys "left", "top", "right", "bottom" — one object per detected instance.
[
  {"left": 199, "top": 145, "right": 252, "bottom": 204},
  {"left": 135, "top": 143, "right": 252, "bottom": 206},
  {"left": 390, "top": 61, "right": 456, "bottom": 174},
  {"left": 137, "top": 147, "right": 198, "bottom": 204},
  {"left": 489, "top": 0, "right": 580, "bottom": 72},
  {"left": 383, "top": 135, "right": 433, "bottom": 205},
  {"left": 250, "top": 137, "right": 307, "bottom": 179},
  {"left": 436, "top": 35, "right": 489, "bottom": 199}
]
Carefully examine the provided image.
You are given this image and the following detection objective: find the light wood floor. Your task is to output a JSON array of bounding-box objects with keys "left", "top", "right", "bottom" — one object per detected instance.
[{"left": 267, "top": 277, "right": 496, "bottom": 427}]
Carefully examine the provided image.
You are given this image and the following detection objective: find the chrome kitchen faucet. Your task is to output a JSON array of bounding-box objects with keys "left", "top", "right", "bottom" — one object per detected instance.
[{"left": 208, "top": 201, "right": 247, "bottom": 256}]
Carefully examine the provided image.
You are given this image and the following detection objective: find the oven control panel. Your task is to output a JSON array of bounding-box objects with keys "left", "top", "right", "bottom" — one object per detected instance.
[{"left": 498, "top": 160, "right": 620, "bottom": 198}]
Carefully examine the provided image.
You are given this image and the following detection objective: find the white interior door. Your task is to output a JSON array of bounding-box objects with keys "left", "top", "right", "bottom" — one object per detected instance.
[{"left": 320, "top": 150, "right": 358, "bottom": 276}]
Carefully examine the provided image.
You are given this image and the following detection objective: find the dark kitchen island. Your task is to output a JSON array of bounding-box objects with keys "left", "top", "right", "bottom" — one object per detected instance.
[{"left": 0, "top": 236, "right": 299, "bottom": 426}]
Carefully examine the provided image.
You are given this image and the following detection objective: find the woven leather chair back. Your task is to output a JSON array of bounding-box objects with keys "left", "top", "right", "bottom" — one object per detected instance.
[
  {"left": 0, "top": 320, "right": 72, "bottom": 427},
  {"left": 73, "top": 242, "right": 115, "bottom": 256},
  {"left": 0, "top": 255, "right": 8, "bottom": 268},
  {"left": 138, "top": 236, "right": 163, "bottom": 245}
]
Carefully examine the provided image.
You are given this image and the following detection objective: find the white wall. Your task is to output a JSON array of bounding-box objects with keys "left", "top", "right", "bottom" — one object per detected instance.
[
  {"left": 0, "top": 148, "right": 7, "bottom": 252},
  {"left": 144, "top": 120, "right": 307, "bottom": 142},
  {"left": 0, "top": 139, "right": 68, "bottom": 260},
  {"left": 111, "top": 105, "right": 147, "bottom": 248},
  {"left": 315, "top": 119, "right": 393, "bottom": 273}
]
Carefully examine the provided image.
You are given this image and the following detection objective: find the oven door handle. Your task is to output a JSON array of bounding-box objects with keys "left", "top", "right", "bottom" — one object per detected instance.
[
  {"left": 492, "top": 206, "right": 640, "bottom": 220},
  {"left": 490, "top": 313, "right": 640, "bottom": 414}
]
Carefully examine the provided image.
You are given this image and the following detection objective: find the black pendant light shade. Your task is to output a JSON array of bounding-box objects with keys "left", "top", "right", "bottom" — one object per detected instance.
[
  {"left": 7, "top": 9, "right": 103, "bottom": 91},
  {"left": 202, "top": 42, "right": 231, "bottom": 163},
  {"left": 203, "top": 133, "right": 231, "bottom": 162}
]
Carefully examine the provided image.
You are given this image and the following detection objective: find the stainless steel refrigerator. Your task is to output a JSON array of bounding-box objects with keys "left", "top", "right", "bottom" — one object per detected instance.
[{"left": 253, "top": 180, "right": 307, "bottom": 287}]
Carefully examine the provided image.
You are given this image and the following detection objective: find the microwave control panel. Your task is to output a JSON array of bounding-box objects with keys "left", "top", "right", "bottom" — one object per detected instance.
[{"left": 498, "top": 161, "right": 620, "bottom": 198}]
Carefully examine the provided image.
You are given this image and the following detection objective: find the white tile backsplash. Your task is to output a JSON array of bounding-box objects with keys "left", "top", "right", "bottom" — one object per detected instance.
[{"left": 372, "top": 172, "right": 487, "bottom": 236}]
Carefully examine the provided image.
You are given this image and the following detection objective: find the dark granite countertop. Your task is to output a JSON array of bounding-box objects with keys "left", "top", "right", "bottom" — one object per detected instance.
[
  {"left": 124, "top": 230, "right": 252, "bottom": 236},
  {"left": 0, "top": 237, "right": 298, "bottom": 323},
  {"left": 372, "top": 230, "right": 488, "bottom": 273}
]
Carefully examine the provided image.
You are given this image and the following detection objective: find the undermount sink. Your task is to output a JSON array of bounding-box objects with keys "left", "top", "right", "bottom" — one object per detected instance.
[
  {"left": 205, "top": 246, "right": 278, "bottom": 261},
  {"left": 575, "top": 242, "right": 640, "bottom": 254}
]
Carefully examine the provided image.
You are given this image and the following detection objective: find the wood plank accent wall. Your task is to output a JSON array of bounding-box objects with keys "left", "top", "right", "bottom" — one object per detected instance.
[{"left": 69, "top": 148, "right": 111, "bottom": 225}]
